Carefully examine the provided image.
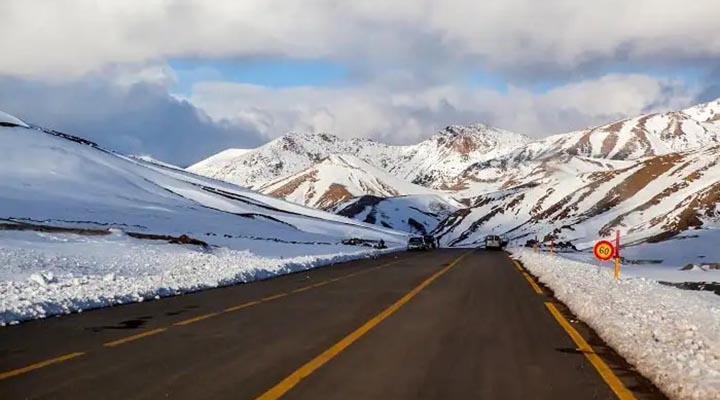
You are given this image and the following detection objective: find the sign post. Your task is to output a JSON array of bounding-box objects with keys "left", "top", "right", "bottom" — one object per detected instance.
[{"left": 614, "top": 230, "right": 621, "bottom": 281}]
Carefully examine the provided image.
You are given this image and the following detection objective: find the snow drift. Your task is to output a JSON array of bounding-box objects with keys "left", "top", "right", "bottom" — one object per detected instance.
[{"left": 513, "top": 249, "right": 720, "bottom": 400}]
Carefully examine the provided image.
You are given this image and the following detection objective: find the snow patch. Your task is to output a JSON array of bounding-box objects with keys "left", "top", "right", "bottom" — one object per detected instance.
[{"left": 0, "top": 230, "right": 399, "bottom": 326}]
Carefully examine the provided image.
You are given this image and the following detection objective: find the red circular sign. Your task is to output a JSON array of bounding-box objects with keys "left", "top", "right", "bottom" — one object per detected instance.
[{"left": 593, "top": 240, "right": 615, "bottom": 261}]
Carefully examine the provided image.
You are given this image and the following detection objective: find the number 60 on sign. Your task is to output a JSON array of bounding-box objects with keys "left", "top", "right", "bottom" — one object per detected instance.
[{"left": 593, "top": 240, "right": 615, "bottom": 262}]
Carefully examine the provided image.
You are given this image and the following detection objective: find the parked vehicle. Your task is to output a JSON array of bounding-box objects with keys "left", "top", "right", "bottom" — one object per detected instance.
[
  {"left": 407, "top": 236, "right": 427, "bottom": 251},
  {"left": 484, "top": 235, "right": 503, "bottom": 250},
  {"left": 423, "top": 235, "right": 437, "bottom": 249}
]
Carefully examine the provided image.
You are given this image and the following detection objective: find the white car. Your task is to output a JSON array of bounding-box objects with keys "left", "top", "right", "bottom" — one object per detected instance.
[
  {"left": 484, "top": 235, "right": 503, "bottom": 250},
  {"left": 407, "top": 237, "right": 427, "bottom": 251}
]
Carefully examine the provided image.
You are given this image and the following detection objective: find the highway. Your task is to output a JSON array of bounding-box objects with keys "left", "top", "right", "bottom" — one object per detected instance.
[{"left": 0, "top": 249, "right": 665, "bottom": 399}]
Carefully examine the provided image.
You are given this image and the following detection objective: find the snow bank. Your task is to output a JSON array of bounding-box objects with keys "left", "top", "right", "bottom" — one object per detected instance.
[
  {"left": 0, "top": 231, "right": 398, "bottom": 326},
  {"left": 0, "top": 110, "right": 29, "bottom": 127},
  {"left": 513, "top": 248, "right": 720, "bottom": 400}
]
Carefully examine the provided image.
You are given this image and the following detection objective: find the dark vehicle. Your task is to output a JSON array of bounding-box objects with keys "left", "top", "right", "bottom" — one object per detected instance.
[
  {"left": 423, "top": 235, "right": 437, "bottom": 249},
  {"left": 500, "top": 235, "right": 509, "bottom": 247},
  {"left": 484, "top": 235, "right": 503, "bottom": 250},
  {"left": 407, "top": 236, "right": 427, "bottom": 251}
]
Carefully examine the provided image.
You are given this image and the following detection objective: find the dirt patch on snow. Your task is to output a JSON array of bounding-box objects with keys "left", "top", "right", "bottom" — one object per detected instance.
[
  {"left": 268, "top": 170, "right": 318, "bottom": 199},
  {"left": 316, "top": 184, "right": 354, "bottom": 209},
  {"left": 585, "top": 153, "right": 682, "bottom": 218}
]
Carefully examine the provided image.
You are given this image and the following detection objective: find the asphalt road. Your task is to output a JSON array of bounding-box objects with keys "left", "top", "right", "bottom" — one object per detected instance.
[{"left": 0, "top": 249, "right": 665, "bottom": 400}]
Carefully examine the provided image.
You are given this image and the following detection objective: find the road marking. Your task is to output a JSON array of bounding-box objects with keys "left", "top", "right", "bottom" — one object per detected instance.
[
  {"left": 0, "top": 352, "right": 86, "bottom": 380},
  {"left": 224, "top": 300, "right": 262, "bottom": 313},
  {"left": 174, "top": 312, "right": 220, "bottom": 326},
  {"left": 545, "top": 302, "right": 637, "bottom": 400},
  {"left": 0, "top": 256, "right": 409, "bottom": 381},
  {"left": 522, "top": 272, "right": 544, "bottom": 295},
  {"left": 511, "top": 258, "right": 543, "bottom": 295},
  {"left": 512, "top": 260, "right": 524, "bottom": 272},
  {"left": 103, "top": 328, "right": 167, "bottom": 347},
  {"left": 262, "top": 293, "right": 289, "bottom": 301},
  {"left": 255, "top": 251, "right": 472, "bottom": 400}
]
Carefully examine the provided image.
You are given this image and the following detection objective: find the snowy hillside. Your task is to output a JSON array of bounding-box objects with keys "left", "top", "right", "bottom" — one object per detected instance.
[
  {"left": 0, "top": 112, "right": 409, "bottom": 324},
  {"left": 187, "top": 125, "right": 530, "bottom": 190},
  {"left": 493, "top": 99, "right": 720, "bottom": 166},
  {"left": 335, "top": 194, "right": 461, "bottom": 234},
  {"left": 0, "top": 125, "right": 406, "bottom": 247},
  {"left": 435, "top": 145, "right": 720, "bottom": 250},
  {"left": 256, "top": 155, "right": 439, "bottom": 209}
]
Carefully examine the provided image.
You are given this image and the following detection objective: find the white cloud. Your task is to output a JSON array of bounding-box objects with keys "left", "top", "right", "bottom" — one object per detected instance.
[
  {"left": 189, "top": 73, "right": 695, "bottom": 141},
  {"left": 0, "top": 0, "right": 713, "bottom": 162},
  {"left": 1, "top": 0, "right": 718, "bottom": 80}
]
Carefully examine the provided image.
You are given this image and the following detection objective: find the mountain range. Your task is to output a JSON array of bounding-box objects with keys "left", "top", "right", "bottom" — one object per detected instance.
[{"left": 189, "top": 99, "right": 720, "bottom": 249}]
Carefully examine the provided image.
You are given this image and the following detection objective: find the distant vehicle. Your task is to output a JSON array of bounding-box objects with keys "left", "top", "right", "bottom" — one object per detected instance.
[
  {"left": 423, "top": 235, "right": 437, "bottom": 249},
  {"left": 484, "top": 235, "right": 503, "bottom": 250},
  {"left": 407, "top": 236, "right": 427, "bottom": 251},
  {"left": 500, "top": 235, "right": 509, "bottom": 247}
]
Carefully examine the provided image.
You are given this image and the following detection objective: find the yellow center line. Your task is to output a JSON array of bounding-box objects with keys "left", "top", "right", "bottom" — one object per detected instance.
[
  {"left": 545, "top": 302, "right": 637, "bottom": 400},
  {"left": 173, "top": 312, "right": 221, "bottom": 326},
  {"left": 0, "top": 352, "right": 86, "bottom": 381},
  {"left": 262, "top": 293, "right": 290, "bottom": 301},
  {"left": 291, "top": 286, "right": 314, "bottom": 294},
  {"left": 255, "top": 251, "right": 473, "bottom": 400},
  {"left": 224, "top": 300, "right": 262, "bottom": 313},
  {"left": 522, "top": 272, "right": 544, "bottom": 295},
  {"left": 311, "top": 281, "right": 329, "bottom": 288},
  {"left": 103, "top": 328, "right": 167, "bottom": 347}
]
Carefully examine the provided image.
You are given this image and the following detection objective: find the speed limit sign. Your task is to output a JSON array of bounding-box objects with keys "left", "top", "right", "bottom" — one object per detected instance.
[{"left": 593, "top": 240, "right": 615, "bottom": 261}]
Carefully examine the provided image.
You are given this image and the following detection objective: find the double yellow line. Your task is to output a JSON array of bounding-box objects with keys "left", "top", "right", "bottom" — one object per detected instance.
[
  {"left": 0, "top": 258, "right": 405, "bottom": 382},
  {"left": 511, "top": 257, "right": 636, "bottom": 400}
]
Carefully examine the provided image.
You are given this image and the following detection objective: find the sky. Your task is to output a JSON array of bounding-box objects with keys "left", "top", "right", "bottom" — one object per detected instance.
[{"left": 1, "top": 0, "right": 719, "bottom": 166}]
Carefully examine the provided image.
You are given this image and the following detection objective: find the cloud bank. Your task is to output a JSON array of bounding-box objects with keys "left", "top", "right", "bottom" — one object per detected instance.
[{"left": 0, "top": 0, "right": 717, "bottom": 164}]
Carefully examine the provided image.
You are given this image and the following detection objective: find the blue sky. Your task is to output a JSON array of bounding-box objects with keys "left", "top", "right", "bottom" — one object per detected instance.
[
  {"left": 170, "top": 57, "right": 706, "bottom": 96},
  {"left": 170, "top": 58, "right": 349, "bottom": 95}
]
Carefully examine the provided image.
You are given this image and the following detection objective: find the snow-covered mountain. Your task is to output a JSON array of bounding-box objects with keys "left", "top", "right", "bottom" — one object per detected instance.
[
  {"left": 435, "top": 144, "right": 720, "bottom": 248},
  {"left": 256, "top": 154, "right": 439, "bottom": 210},
  {"left": 0, "top": 113, "right": 408, "bottom": 252},
  {"left": 186, "top": 99, "right": 720, "bottom": 250},
  {"left": 334, "top": 194, "right": 461, "bottom": 235},
  {"left": 187, "top": 125, "right": 531, "bottom": 190},
  {"left": 495, "top": 99, "right": 720, "bottom": 164}
]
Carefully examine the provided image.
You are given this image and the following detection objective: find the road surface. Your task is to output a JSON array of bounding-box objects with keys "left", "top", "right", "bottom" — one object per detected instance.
[{"left": 0, "top": 249, "right": 665, "bottom": 399}]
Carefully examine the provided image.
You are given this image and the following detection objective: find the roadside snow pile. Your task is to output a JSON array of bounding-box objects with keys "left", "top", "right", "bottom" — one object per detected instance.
[
  {"left": 513, "top": 248, "right": 720, "bottom": 400},
  {"left": 0, "top": 110, "right": 29, "bottom": 127},
  {"left": 0, "top": 231, "right": 395, "bottom": 326}
]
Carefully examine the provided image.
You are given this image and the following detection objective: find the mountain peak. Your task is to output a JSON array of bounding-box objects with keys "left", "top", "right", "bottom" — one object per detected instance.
[{"left": 439, "top": 123, "right": 492, "bottom": 135}]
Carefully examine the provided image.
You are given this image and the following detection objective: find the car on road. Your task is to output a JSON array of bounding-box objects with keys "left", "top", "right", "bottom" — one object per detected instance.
[
  {"left": 407, "top": 236, "right": 428, "bottom": 251},
  {"left": 484, "top": 235, "right": 503, "bottom": 250},
  {"left": 423, "top": 235, "right": 437, "bottom": 249}
]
